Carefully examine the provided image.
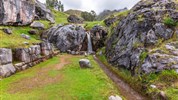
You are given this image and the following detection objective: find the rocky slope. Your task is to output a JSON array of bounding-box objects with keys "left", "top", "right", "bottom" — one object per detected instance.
[
  {"left": 0, "top": 0, "right": 54, "bottom": 25},
  {"left": 106, "top": 0, "right": 178, "bottom": 74}
]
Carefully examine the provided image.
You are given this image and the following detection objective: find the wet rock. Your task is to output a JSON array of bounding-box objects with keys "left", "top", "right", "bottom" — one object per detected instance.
[
  {"left": 89, "top": 25, "right": 107, "bottom": 51},
  {"left": 67, "top": 15, "right": 83, "bottom": 24},
  {"left": 79, "top": 59, "right": 92, "bottom": 68},
  {"left": 28, "top": 29, "right": 38, "bottom": 35},
  {"left": 30, "top": 22, "right": 45, "bottom": 29},
  {"left": 21, "top": 34, "right": 31, "bottom": 40},
  {"left": 43, "top": 24, "right": 86, "bottom": 52},
  {"left": 109, "top": 95, "right": 122, "bottom": 100},
  {"left": 2, "top": 28, "right": 12, "bottom": 35}
]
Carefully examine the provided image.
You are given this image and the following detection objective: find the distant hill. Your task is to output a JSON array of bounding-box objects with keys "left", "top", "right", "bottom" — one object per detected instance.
[
  {"left": 65, "top": 9, "right": 83, "bottom": 17},
  {"left": 96, "top": 8, "right": 128, "bottom": 21}
]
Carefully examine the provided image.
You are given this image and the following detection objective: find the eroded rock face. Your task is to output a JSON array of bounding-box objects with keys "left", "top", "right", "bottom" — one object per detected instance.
[
  {"left": 106, "top": 0, "right": 178, "bottom": 74},
  {"left": 0, "top": 0, "right": 54, "bottom": 25},
  {"left": 90, "top": 25, "right": 107, "bottom": 51},
  {"left": 43, "top": 24, "right": 86, "bottom": 52},
  {"left": 35, "top": 0, "right": 55, "bottom": 23},
  {"left": 0, "top": 0, "right": 35, "bottom": 25}
]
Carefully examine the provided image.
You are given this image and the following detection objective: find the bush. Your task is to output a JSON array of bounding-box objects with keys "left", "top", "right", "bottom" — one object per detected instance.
[
  {"left": 163, "top": 17, "right": 177, "bottom": 26},
  {"left": 158, "top": 70, "right": 178, "bottom": 83}
]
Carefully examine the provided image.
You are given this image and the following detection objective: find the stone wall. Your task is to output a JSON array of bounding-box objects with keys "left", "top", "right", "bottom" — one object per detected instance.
[{"left": 0, "top": 42, "right": 59, "bottom": 78}]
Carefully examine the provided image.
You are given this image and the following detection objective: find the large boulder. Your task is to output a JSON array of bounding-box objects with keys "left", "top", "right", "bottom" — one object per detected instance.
[
  {"left": 79, "top": 59, "right": 92, "bottom": 68},
  {"left": 35, "top": 0, "right": 55, "bottom": 23},
  {"left": 67, "top": 15, "right": 84, "bottom": 24},
  {"left": 43, "top": 24, "right": 86, "bottom": 52},
  {"left": 0, "top": 0, "right": 54, "bottom": 25},
  {"left": 0, "top": 48, "right": 16, "bottom": 77},
  {"left": 0, "top": 48, "right": 13, "bottom": 65},
  {"left": 30, "top": 21, "right": 45, "bottom": 29},
  {"left": 106, "top": 0, "right": 178, "bottom": 74},
  {"left": 0, "top": 0, "right": 35, "bottom": 25}
]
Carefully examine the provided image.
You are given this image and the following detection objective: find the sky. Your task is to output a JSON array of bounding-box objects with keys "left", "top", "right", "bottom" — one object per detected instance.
[{"left": 39, "top": 0, "right": 140, "bottom": 14}]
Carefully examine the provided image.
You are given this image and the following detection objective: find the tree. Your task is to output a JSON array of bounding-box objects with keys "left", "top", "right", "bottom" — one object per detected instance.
[
  {"left": 46, "top": 0, "right": 64, "bottom": 12},
  {"left": 81, "top": 10, "right": 96, "bottom": 21}
]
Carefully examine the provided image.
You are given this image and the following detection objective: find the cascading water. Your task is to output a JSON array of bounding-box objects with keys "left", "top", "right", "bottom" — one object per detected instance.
[{"left": 87, "top": 32, "right": 93, "bottom": 54}]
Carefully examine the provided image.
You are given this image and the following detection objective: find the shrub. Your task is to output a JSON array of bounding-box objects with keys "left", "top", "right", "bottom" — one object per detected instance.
[
  {"left": 163, "top": 17, "right": 177, "bottom": 26},
  {"left": 140, "top": 51, "right": 148, "bottom": 62},
  {"left": 158, "top": 70, "right": 178, "bottom": 83}
]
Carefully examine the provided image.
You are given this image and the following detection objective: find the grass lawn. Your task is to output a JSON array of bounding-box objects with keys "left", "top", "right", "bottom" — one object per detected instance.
[
  {"left": 0, "top": 26, "right": 41, "bottom": 48},
  {"left": 0, "top": 55, "right": 120, "bottom": 100}
]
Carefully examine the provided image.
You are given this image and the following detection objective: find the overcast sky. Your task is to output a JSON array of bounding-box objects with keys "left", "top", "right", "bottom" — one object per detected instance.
[{"left": 39, "top": 0, "right": 140, "bottom": 14}]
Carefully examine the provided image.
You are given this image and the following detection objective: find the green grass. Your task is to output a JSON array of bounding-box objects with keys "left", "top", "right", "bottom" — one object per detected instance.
[
  {"left": 163, "top": 17, "right": 178, "bottom": 27},
  {"left": 51, "top": 9, "right": 68, "bottom": 24},
  {"left": 96, "top": 47, "right": 178, "bottom": 99},
  {"left": 0, "top": 55, "right": 120, "bottom": 100},
  {"left": 0, "top": 26, "right": 41, "bottom": 48},
  {"left": 0, "top": 57, "right": 60, "bottom": 99},
  {"left": 84, "top": 21, "right": 105, "bottom": 30}
]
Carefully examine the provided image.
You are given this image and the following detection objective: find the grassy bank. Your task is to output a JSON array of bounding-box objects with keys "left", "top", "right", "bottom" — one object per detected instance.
[
  {"left": 0, "top": 55, "right": 121, "bottom": 100},
  {"left": 97, "top": 48, "right": 178, "bottom": 100}
]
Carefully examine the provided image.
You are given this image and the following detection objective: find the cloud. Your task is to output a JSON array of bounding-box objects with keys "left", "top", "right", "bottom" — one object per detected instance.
[{"left": 38, "top": 0, "right": 140, "bottom": 14}]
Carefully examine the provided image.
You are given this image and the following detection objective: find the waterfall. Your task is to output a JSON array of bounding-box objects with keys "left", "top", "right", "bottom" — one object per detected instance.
[{"left": 87, "top": 32, "right": 93, "bottom": 54}]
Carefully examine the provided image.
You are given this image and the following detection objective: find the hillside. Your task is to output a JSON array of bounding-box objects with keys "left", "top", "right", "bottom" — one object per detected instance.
[{"left": 65, "top": 9, "right": 83, "bottom": 17}]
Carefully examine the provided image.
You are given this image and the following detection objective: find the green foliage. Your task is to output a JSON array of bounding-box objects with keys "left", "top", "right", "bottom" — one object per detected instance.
[
  {"left": 81, "top": 10, "right": 96, "bottom": 21},
  {"left": 163, "top": 17, "right": 178, "bottom": 26},
  {"left": 50, "top": 8, "right": 68, "bottom": 24},
  {"left": 84, "top": 21, "right": 105, "bottom": 30},
  {"left": 46, "top": 0, "right": 64, "bottom": 12},
  {"left": 139, "top": 51, "right": 148, "bottom": 62},
  {"left": 158, "top": 70, "right": 178, "bottom": 83}
]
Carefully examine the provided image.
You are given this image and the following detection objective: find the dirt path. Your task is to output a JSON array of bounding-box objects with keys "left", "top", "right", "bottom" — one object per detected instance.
[
  {"left": 93, "top": 55, "right": 148, "bottom": 100},
  {"left": 8, "top": 55, "right": 72, "bottom": 93}
]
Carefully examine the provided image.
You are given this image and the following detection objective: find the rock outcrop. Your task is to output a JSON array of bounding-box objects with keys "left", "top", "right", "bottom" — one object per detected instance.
[
  {"left": 0, "top": 48, "right": 16, "bottom": 77},
  {"left": 0, "top": 0, "right": 54, "bottom": 25},
  {"left": 90, "top": 25, "right": 107, "bottom": 51},
  {"left": 35, "top": 0, "right": 55, "bottom": 23},
  {"left": 106, "top": 0, "right": 178, "bottom": 74},
  {"left": 0, "top": 0, "right": 35, "bottom": 25},
  {"left": 43, "top": 24, "right": 86, "bottom": 52},
  {"left": 67, "top": 15, "right": 84, "bottom": 24}
]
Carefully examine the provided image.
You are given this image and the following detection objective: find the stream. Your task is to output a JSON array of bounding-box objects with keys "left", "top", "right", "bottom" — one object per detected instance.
[{"left": 93, "top": 55, "right": 148, "bottom": 100}]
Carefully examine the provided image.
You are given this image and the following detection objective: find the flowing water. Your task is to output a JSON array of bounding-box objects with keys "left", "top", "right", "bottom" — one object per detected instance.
[{"left": 87, "top": 32, "right": 93, "bottom": 54}]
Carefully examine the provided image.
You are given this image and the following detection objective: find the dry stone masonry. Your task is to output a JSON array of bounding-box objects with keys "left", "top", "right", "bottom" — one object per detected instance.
[{"left": 0, "top": 42, "right": 59, "bottom": 78}]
